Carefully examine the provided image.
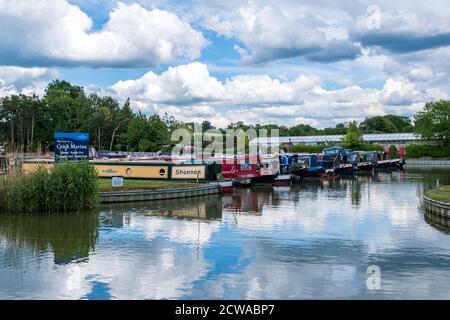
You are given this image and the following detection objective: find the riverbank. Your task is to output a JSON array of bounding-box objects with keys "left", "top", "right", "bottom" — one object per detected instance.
[
  {"left": 405, "top": 159, "right": 450, "bottom": 166},
  {"left": 423, "top": 186, "right": 450, "bottom": 219},
  {"left": 425, "top": 186, "right": 450, "bottom": 203},
  {"left": 99, "top": 184, "right": 221, "bottom": 203},
  {"left": 98, "top": 179, "right": 198, "bottom": 192}
]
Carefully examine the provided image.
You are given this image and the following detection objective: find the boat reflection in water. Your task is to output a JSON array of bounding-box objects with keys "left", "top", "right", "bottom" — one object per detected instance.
[{"left": 101, "top": 195, "right": 223, "bottom": 222}]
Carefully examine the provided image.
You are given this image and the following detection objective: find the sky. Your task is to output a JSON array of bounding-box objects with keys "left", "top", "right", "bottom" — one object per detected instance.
[{"left": 1, "top": 0, "right": 450, "bottom": 128}]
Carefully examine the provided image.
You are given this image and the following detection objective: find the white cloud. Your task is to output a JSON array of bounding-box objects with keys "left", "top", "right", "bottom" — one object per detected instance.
[
  {"left": 200, "top": 2, "right": 360, "bottom": 63},
  {"left": 0, "top": 1, "right": 206, "bottom": 67},
  {"left": 0, "top": 66, "right": 58, "bottom": 97},
  {"left": 112, "top": 62, "right": 224, "bottom": 104},
  {"left": 110, "top": 62, "right": 446, "bottom": 128}
]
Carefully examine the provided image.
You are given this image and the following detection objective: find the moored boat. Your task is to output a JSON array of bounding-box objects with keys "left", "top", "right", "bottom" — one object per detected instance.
[
  {"left": 273, "top": 174, "right": 292, "bottom": 186},
  {"left": 221, "top": 154, "right": 276, "bottom": 186},
  {"left": 295, "top": 154, "right": 324, "bottom": 178},
  {"left": 347, "top": 151, "right": 373, "bottom": 173},
  {"left": 219, "top": 180, "right": 234, "bottom": 192}
]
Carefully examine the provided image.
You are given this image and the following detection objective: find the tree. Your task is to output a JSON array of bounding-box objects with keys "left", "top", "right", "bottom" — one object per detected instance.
[
  {"left": 138, "top": 138, "right": 152, "bottom": 152},
  {"left": 415, "top": 100, "right": 450, "bottom": 145},
  {"left": 359, "top": 115, "right": 413, "bottom": 133},
  {"left": 109, "top": 98, "right": 133, "bottom": 152},
  {"left": 388, "top": 145, "right": 398, "bottom": 159},
  {"left": 201, "top": 120, "right": 214, "bottom": 132},
  {"left": 288, "top": 124, "right": 318, "bottom": 136},
  {"left": 342, "top": 121, "right": 363, "bottom": 148}
]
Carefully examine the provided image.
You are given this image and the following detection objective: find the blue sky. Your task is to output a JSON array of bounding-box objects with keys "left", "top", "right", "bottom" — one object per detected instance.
[{"left": 1, "top": 0, "right": 450, "bottom": 128}]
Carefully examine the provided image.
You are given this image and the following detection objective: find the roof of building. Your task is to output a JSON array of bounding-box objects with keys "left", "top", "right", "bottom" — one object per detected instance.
[{"left": 250, "top": 133, "right": 422, "bottom": 145}]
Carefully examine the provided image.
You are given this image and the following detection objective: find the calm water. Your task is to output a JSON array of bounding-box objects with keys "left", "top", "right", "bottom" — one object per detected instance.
[{"left": 1, "top": 167, "right": 450, "bottom": 299}]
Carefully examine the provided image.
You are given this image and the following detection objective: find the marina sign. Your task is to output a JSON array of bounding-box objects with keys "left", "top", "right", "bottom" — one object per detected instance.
[{"left": 54, "top": 132, "right": 89, "bottom": 162}]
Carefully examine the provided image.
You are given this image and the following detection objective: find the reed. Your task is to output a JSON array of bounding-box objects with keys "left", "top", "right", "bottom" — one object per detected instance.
[{"left": 0, "top": 161, "right": 99, "bottom": 213}]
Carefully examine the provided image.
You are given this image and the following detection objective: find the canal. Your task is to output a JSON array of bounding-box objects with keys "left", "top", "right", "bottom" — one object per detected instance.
[{"left": 1, "top": 167, "right": 450, "bottom": 299}]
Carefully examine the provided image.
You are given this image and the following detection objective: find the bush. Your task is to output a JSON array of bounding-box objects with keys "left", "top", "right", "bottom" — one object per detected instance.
[
  {"left": 355, "top": 144, "right": 384, "bottom": 152},
  {"left": 388, "top": 145, "right": 398, "bottom": 159},
  {"left": 405, "top": 144, "right": 450, "bottom": 158},
  {"left": 291, "top": 144, "right": 325, "bottom": 153},
  {"left": 0, "top": 161, "right": 99, "bottom": 213},
  {"left": 291, "top": 143, "right": 383, "bottom": 154}
]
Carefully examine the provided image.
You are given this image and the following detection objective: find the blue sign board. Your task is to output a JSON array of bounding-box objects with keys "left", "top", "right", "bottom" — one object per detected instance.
[{"left": 54, "top": 132, "right": 90, "bottom": 162}]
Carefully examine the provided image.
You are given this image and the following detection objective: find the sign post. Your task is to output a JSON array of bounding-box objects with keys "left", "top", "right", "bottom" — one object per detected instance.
[
  {"left": 112, "top": 176, "right": 124, "bottom": 188},
  {"left": 54, "top": 132, "right": 90, "bottom": 162}
]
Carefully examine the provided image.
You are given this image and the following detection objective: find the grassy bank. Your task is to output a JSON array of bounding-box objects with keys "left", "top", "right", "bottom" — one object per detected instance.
[
  {"left": 98, "top": 179, "right": 199, "bottom": 192},
  {"left": 406, "top": 144, "right": 450, "bottom": 158},
  {"left": 0, "top": 161, "right": 99, "bottom": 213},
  {"left": 425, "top": 186, "right": 450, "bottom": 203}
]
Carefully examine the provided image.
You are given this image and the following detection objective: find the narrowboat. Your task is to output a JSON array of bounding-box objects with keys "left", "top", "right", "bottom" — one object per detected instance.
[
  {"left": 347, "top": 151, "right": 373, "bottom": 172},
  {"left": 389, "top": 158, "right": 406, "bottom": 169},
  {"left": 362, "top": 151, "right": 388, "bottom": 170},
  {"left": 221, "top": 154, "right": 276, "bottom": 186},
  {"left": 219, "top": 179, "right": 234, "bottom": 192},
  {"left": 295, "top": 154, "right": 324, "bottom": 178},
  {"left": 273, "top": 174, "right": 292, "bottom": 186},
  {"left": 279, "top": 154, "right": 306, "bottom": 177},
  {"left": 320, "top": 146, "right": 355, "bottom": 175}
]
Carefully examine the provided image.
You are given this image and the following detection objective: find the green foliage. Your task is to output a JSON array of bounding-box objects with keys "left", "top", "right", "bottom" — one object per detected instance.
[
  {"left": 291, "top": 143, "right": 382, "bottom": 154},
  {"left": 388, "top": 145, "right": 398, "bottom": 159},
  {"left": 359, "top": 115, "right": 413, "bottom": 133},
  {"left": 138, "top": 138, "right": 152, "bottom": 151},
  {"left": 425, "top": 186, "right": 450, "bottom": 203},
  {"left": 355, "top": 144, "right": 384, "bottom": 152},
  {"left": 405, "top": 144, "right": 450, "bottom": 158},
  {"left": 342, "top": 121, "right": 363, "bottom": 149},
  {"left": 126, "top": 113, "right": 169, "bottom": 152},
  {"left": 415, "top": 100, "right": 450, "bottom": 145},
  {"left": 0, "top": 161, "right": 99, "bottom": 213},
  {"left": 291, "top": 144, "right": 325, "bottom": 153}
]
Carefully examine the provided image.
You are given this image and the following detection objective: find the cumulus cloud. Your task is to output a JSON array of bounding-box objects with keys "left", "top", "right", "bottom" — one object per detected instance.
[
  {"left": 352, "top": 4, "right": 450, "bottom": 54},
  {"left": 0, "top": 0, "right": 206, "bottom": 67},
  {"left": 110, "top": 62, "right": 446, "bottom": 128},
  {"left": 201, "top": 2, "right": 360, "bottom": 63},
  {"left": 112, "top": 63, "right": 224, "bottom": 104},
  {"left": 0, "top": 66, "right": 58, "bottom": 97}
]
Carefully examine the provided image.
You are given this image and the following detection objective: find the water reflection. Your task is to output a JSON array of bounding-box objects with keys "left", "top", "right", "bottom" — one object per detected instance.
[
  {"left": 0, "top": 168, "right": 449, "bottom": 299},
  {"left": 0, "top": 211, "right": 99, "bottom": 266},
  {"left": 101, "top": 195, "right": 222, "bottom": 221},
  {"left": 424, "top": 211, "right": 450, "bottom": 234}
]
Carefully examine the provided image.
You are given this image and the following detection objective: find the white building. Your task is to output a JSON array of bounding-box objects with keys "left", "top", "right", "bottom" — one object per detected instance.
[{"left": 250, "top": 133, "right": 423, "bottom": 148}]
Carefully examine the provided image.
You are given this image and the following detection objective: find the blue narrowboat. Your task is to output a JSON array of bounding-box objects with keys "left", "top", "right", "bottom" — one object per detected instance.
[
  {"left": 320, "top": 146, "right": 355, "bottom": 175},
  {"left": 347, "top": 151, "right": 373, "bottom": 172},
  {"left": 296, "top": 154, "right": 324, "bottom": 178}
]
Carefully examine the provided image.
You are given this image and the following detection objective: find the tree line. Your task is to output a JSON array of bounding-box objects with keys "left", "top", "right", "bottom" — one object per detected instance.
[{"left": 1, "top": 80, "right": 449, "bottom": 152}]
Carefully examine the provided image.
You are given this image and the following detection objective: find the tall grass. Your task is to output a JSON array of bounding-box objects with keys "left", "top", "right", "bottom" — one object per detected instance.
[{"left": 0, "top": 161, "right": 99, "bottom": 213}]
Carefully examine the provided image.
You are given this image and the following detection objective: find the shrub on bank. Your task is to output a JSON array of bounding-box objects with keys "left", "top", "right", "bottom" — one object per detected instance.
[
  {"left": 355, "top": 144, "right": 384, "bottom": 152},
  {"left": 291, "top": 143, "right": 383, "bottom": 154},
  {"left": 291, "top": 145, "right": 325, "bottom": 153},
  {"left": 0, "top": 161, "right": 99, "bottom": 213},
  {"left": 405, "top": 144, "right": 450, "bottom": 158}
]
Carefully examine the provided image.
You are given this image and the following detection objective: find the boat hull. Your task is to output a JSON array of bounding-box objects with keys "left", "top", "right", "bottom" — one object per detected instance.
[
  {"left": 334, "top": 164, "right": 355, "bottom": 175},
  {"left": 219, "top": 180, "right": 234, "bottom": 192},
  {"left": 273, "top": 174, "right": 292, "bottom": 186},
  {"left": 356, "top": 162, "right": 374, "bottom": 172},
  {"left": 251, "top": 174, "right": 276, "bottom": 185}
]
